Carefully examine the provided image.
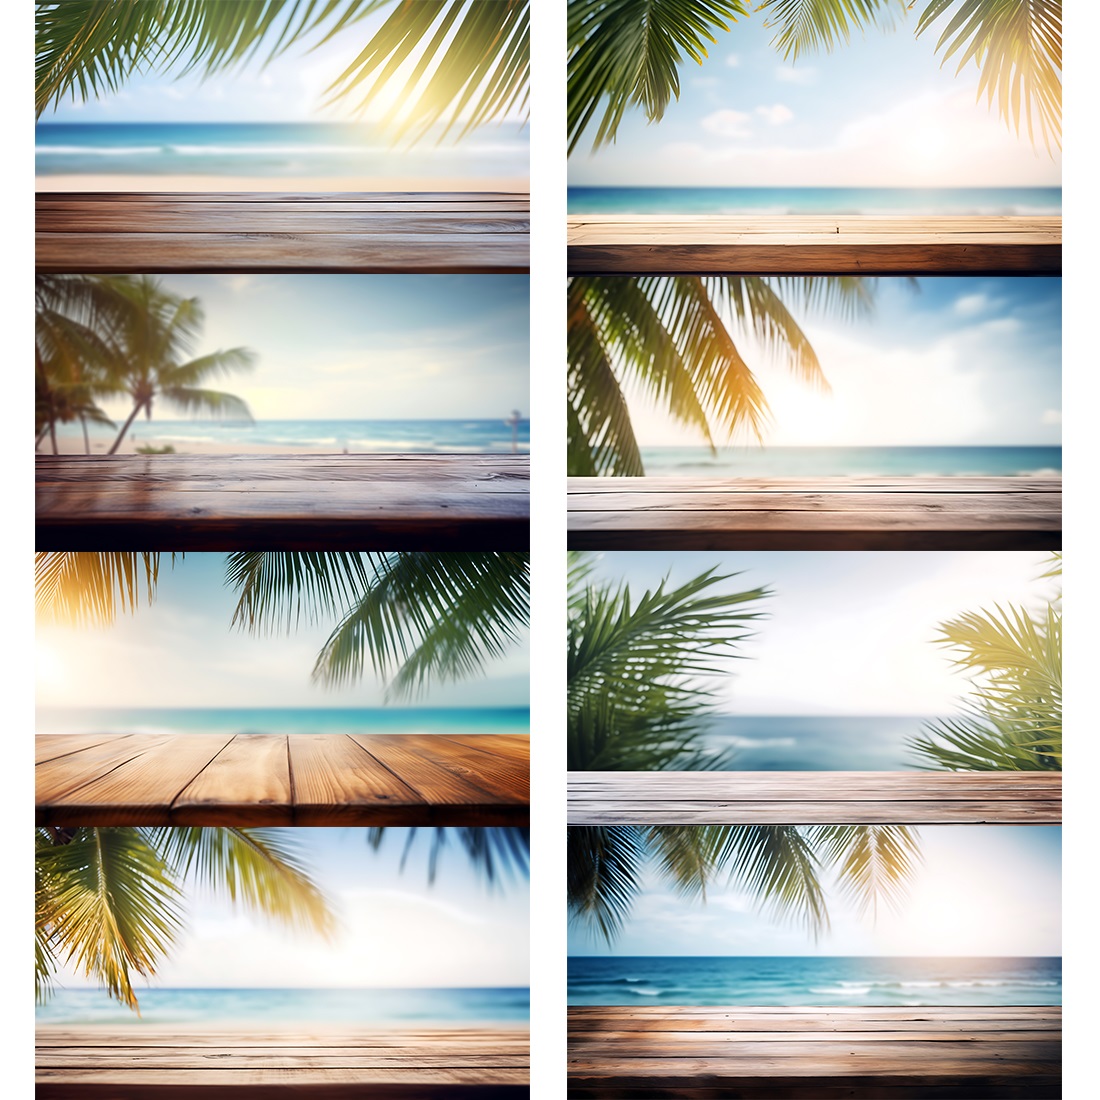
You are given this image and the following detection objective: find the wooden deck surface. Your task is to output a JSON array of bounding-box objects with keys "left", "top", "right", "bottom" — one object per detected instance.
[
  {"left": 37, "top": 192, "right": 529, "bottom": 273},
  {"left": 36, "top": 733, "right": 530, "bottom": 826},
  {"left": 36, "top": 454, "right": 529, "bottom": 549},
  {"left": 37, "top": 1027, "right": 530, "bottom": 1098},
  {"left": 567, "top": 215, "right": 1060, "bottom": 274},
  {"left": 567, "top": 772, "right": 1061, "bottom": 825},
  {"left": 568, "top": 1007, "right": 1060, "bottom": 1098},
  {"left": 567, "top": 476, "right": 1060, "bottom": 550}
]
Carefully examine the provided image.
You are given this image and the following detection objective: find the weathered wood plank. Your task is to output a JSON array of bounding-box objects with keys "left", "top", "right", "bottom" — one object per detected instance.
[
  {"left": 36, "top": 734, "right": 530, "bottom": 826},
  {"left": 37, "top": 454, "right": 530, "bottom": 550},
  {"left": 37, "top": 192, "right": 531, "bottom": 273},
  {"left": 567, "top": 772, "right": 1061, "bottom": 825},
  {"left": 567, "top": 1007, "right": 1060, "bottom": 1099},
  {"left": 567, "top": 476, "right": 1060, "bottom": 551},
  {"left": 567, "top": 215, "right": 1061, "bottom": 274}
]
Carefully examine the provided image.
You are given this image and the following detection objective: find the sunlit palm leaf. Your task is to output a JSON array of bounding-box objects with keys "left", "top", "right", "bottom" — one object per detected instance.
[
  {"left": 568, "top": 0, "right": 749, "bottom": 153},
  {"left": 312, "top": 552, "right": 530, "bottom": 695},
  {"left": 367, "top": 827, "right": 530, "bottom": 885},
  {"left": 35, "top": 828, "right": 184, "bottom": 1010},
  {"left": 765, "top": 0, "right": 903, "bottom": 60},
  {"left": 917, "top": 0, "right": 1061, "bottom": 151},
  {"left": 149, "top": 828, "right": 336, "bottom": 937},
  {"left": 35, "top": 552, "right": 170, "bottom": 625},
  {"left": 811, "top": 824, "right": 921, "bottom": 919}
]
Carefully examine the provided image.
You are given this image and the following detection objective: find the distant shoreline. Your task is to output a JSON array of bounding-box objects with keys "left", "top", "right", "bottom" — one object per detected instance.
[{"left": 37, "top": 174, "right": 529, "bottom": 192}]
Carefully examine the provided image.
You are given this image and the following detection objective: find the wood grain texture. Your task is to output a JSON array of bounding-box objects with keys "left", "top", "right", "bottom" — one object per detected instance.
[
  {"left": 36, "top": 733, "right": 530, "bottom": 826},
  {"left": 37, "top": 1026, "right": 529, "bottom": 1099},
  {"left": 567, "top": 477, "right": 1060, "bottom": 551},
  {"left": 567, "top": 1007, "right": 1060, "bottom": 1099},
  {"left": 567, "top": 772, "right": 1061, "bottom": 825},
  {"left": 37, "top": 454, "right": 529, "bottom": 550},
  {"left": 567, "top": 215, "right": 1061, "bottom": 274},
  {"left": 37, "top": 192, "right": 530, "bottom": 273}
]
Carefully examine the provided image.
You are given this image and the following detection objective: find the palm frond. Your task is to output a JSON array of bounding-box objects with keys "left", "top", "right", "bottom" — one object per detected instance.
[
  {"left": 811, "top": 824, "right": 921, "bottom": 919},
  {"left": 567, "top": 825, "right": 648, "bottom": 941},
  {"left": 367, "top": 827, "right": 530, "bottom": 886},
  {"left": 764, "top": 0, "right": 903, "bottom": 60},
  {"left": 916, "top": 0, "right": 1061, "bottom": 152},
  {"left": 567, "top": 0, "right": 749, "bottom": 153},
  {"left": 35, "top": 552, "right": 171, "bottom": 625}
]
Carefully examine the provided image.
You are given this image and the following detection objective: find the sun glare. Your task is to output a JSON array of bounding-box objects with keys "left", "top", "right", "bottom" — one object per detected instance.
[{"left": 35, "top": 642, "right": 66, "bottom": 693}]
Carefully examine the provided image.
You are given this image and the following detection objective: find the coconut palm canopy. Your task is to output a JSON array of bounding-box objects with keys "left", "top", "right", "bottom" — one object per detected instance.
[
  {"left": 36, "top": 552, "right": 530, "bottom": 703},
  {"left": 568, "top": 1, "right": 1060, "bottom": 156},
  {"left": 36, "top": 0, "right": 529, "bottom": 141}
]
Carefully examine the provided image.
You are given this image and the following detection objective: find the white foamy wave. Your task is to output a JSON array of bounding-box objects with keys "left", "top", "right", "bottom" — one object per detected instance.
[
  {"left": 810, "top": 985, "right": 872, "bottom": 996},
  {"left": 628, "top": 987, "right": 662, "bottom": 997},
  {"left": 716, "top": 735, "right": 798, "bottom": 749},
  {"left": 38, "top": 145, "right": 167, "bottom": 156}
]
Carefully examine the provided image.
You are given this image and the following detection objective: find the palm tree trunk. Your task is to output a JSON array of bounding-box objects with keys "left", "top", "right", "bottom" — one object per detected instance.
[
  {"left": 35, "top": 424, "right": 49, "bottom": 450},
  {"left": 107, "top": 401, "right": 145, "bottom": 456},
  {"left": 80, "top": 415, "right": 90, "bottom": 454},
  {"left": 49, "top": 419, "right": 58, "bottom": 454}
]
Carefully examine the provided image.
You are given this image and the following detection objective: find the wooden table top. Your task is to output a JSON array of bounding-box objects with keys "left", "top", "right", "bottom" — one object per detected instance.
[
  {"left": 36, "top": 733, "right": 530, "bottom": 826},
  {"left": 37, "top": 454, "right": 530, "bottom": 550},
  {"left": 37, "top": 1026, "right": 530, "bottom": 1098},
  {"left": 37, "top": 191, "right": 530, "bottom": 273},
  {"left": 568, "top": 1006, "right": 1060, "bottom": 1098},
  {"left": 567, "top": 476, "right": 1061, "bottom": 551},
  {"left": 567, "top": 772, "right": 1062, "bottom": 825},
  {"left": 567, "top": 214, "right": 1061, "bottom": 274}
]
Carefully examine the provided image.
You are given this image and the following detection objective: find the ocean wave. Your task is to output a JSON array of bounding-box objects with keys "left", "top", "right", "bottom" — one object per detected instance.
[{"left": 713, "top": 735, "right": 798, "bottom": 749}]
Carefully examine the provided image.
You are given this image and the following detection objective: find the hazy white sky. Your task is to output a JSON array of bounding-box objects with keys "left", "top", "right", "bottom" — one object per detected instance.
[
  {"left": 570, "top": 12, "right": 1060, "bottom": 187},
  {"left": 88, "top": 275, "right": 530, "bottom": 423},
  {"left": 569, "top": 826, "right": 1061, "bottom": 957},
  {"left": 36, "top": 554, "right": 530, "bottom": 709},
  {"left": 581, "top": 551, "right": 1057, "bottom": 716},
  {"left": 51, "top": 829, "right": 529, "bottom": 990},
  {"left": 625, "top": 278, "right": 1061, "bottom": 448}
]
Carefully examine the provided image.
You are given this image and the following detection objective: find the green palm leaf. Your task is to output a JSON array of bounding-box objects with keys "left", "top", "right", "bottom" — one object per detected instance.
[
  {"left": 811, "top": 824, "right": 921, "bottom": 919},
  {"left": 568, "top": 0, "right": 749, "bottom": 153},
  {"left": 567, "top": 825, "right": 649, "bottom": 941},
  {"left": 367, "top": 827, "right": 530, "bottom": 885},
  {"left": 765, "top": 1, "right": 904, "bottom": 59}
]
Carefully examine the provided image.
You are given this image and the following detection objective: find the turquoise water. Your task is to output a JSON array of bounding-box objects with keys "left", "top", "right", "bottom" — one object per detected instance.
[
  {"left": 569, "top": 186, "right": 1061, "bottom": 215},
  {"left": 694, "top": 715, "right": 931, "bottom": 771},
  {"left": 57, "top": 417, "right": 530, "bottom": 453},
  {"left": 640, "top": 445, "right": 1061, "bottom": 478},
  {"left": 568, "top": 957, "right": 1061, "bottom": 1007},
  {"left": 36, "top": 707, "right": 530, "bottom": 737},
  {"left": 36, "top": 121, "right": 529, "bottom": 180},
  {"left": 37, "top": 987, "right": 529, "bottom": 1026}
]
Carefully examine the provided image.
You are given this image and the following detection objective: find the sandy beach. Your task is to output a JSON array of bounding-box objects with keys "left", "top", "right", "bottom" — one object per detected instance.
[{"left": 36, "top": 174, "right": 529, "bottom": 192}]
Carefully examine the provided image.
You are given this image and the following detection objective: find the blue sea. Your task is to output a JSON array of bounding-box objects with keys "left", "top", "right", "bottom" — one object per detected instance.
[
  {"left": 36, "top": 122, "right": 529, "bottom": 182},
  {"left": 568, "top": 957, "right": 1061, "bottom": 1007},
  {"left": 569, "top": 186, "right": 1061, "bottom": 215},
  {"left": 36, "top": 987, "right": 529, "bottom": 1027},
  {"left": 640, "top": 445, "right": 1061, "bottom": 478},
  {"left": 690, "top": 715, "right": 931, "bottom": 771},
  {"left": 36, "top": 707, "right": 530, "bottom": 738},
  {"left": 58, "top": 417, "right": 530, "bottom": 454}
]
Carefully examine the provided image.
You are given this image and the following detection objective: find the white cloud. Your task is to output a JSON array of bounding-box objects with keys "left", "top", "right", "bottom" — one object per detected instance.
[
  {"left": 726, "top": 53, "right": 741, "bottom": 67},
  {"left": 701, "top": 108, "right": 753, "bottom": 139},
  {"left": 1041, "top": 409, "right": 1062, "bottom": 425},
  {"left": 756, "top": 104, "right": 793, "bottom": 125},
  {"left": 953, "top": 292, "right": 989, "bottom": 317},
  {"left": 775, "top": 65, "right": 817, "bottom": 85}
]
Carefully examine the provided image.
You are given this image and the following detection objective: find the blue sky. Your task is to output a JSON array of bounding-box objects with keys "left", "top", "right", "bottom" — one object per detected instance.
[
  {"left": 88, "top": 275, "right": 529, "bottom": 422},
  {"left": 570, "top": 10, "right": 1060, "bottom": 187},
  {"left": 578, "top": 551, "right": 1057, "bottom": 715},
  {"left": 52, "top": 829, "right": 530, "bottom": 990},
  {"left": 36, "top": 553, "right": 530, "bottom": 708},
  {"left": 626, "top": 277, "right": 1061, "bottom": 447},
  {"left": 569, "top": 826, "right": 1061, "bottom": 957}
]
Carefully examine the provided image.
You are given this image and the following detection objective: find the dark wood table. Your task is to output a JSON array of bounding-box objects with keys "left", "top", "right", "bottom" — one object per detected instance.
[
  {"left": 36, "top": 733, "right": 530, "bottom": 826},
  {"left": 567, "top": 215, "right": 1061, "bottom": 274},
  {"left": 567, "top": 476, "right": 1061, "bottom": 550},
  {"left": 567, "top": 772, "right": 1062, "bottom": 825},
  {"left": 568, "top": 1006, "right": 1060, "bottom": 1098},
  {"left": 36, "top": 454, "right": 530, "bottom": 549},
  {"left": 37, "top": 191, "right": 530, "bottom": 273},
  {"left": 37, "top": 1026, "right": 530, "bottom": 1098}
]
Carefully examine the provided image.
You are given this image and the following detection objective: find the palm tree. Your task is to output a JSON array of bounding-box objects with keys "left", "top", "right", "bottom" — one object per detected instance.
[
  {"left": 95, "top": 277, "right": 254, "bottom": 456},
  {"left": 568, "top": 823, "right": 920, "bottom": 942},
  {"left": 568, "top": 552, "right": 768, "bottom": 770},
  {"left": 908, "top": 554, "right": 1061, "bottom": 771},
  {"left": 568, "top": 276, "right": 875, "bottom": 476},
  {"left": 35, "top": 551, "right": 530, "bottom": 698},
  {"left": 36, "top": 826, "right": 334, "bottom": 1010},
  {"left": 568, "top": 1, "right": 1060, "bottom": 154},
  {"left": 35, "top": 1, "right": 529, "bottom": 141}
]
